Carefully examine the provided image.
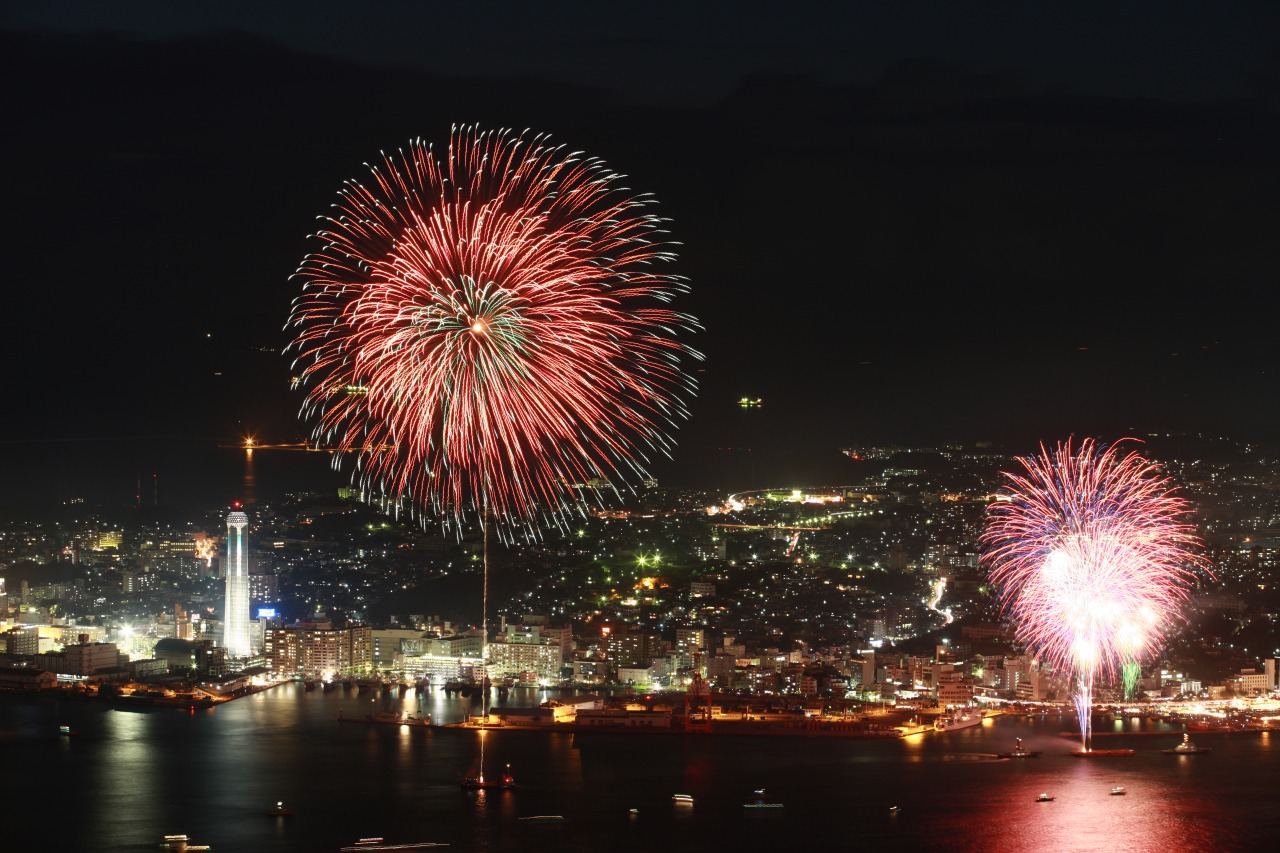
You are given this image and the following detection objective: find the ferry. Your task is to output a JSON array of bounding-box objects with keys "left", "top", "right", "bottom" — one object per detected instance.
[
  {"left": 159, "top": 834, "right": 212, "bottom": 851},
  {"left": 1110, "top": 787, "right": 1127, "bottom": 796},
  {"left": 1035, "top": 793, "right": 1055, "bottom": 802},
  {"left": 933, "top": 707, "right": 984, "bottom": 732},
  {"left": 1163, "top": 733, "right": 1212, "bottom": 755},
  {"left": 672, "top": 793, "right": 695, "bottom": 804},
  {"left": 517, "top": 815, "right": 565, "bottom": 822}
]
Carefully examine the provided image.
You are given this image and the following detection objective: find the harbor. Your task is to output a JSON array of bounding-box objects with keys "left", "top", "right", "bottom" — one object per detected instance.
[{"left": 4, "top": 681, "right": 1278, "bottom": 851}]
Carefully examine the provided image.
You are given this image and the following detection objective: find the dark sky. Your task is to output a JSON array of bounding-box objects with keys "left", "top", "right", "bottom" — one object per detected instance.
[{"left": 4, "top": 2, "right": 1280, "bottom": 501}]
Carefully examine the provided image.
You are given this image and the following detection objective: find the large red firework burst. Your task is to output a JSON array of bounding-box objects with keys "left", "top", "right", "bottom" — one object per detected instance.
[{"left": 287, "top": 127, "right": 699, "bottom": 532}]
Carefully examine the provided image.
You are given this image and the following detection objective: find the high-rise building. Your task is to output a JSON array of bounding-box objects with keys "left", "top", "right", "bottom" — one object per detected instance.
[{"left": 223, "top": 509, "right": 251, "bottom": 658}]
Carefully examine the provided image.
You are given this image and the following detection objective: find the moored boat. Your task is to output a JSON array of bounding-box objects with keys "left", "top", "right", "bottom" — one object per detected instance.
[{"left": 933, "top": 707, "right": 985, "bottom": 732}]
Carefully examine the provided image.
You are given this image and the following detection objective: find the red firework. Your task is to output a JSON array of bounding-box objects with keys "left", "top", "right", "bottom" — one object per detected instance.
[
  {"left": 287, "top": 127, "right": 699, "bottom": 530},
  {"left": 980, "top": 438, "right": 1201, "bottom": 681}
]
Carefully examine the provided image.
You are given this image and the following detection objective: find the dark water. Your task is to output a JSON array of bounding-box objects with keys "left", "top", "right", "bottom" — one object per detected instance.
[
  {"left": 3, "top": 687, "right": 1278, "bottom": 852},
  {"left": 1, "top": 439, "right": 348, "bottom": 512}
]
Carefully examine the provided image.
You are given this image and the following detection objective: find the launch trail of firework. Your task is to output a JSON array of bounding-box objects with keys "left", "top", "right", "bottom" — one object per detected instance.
[
  {"left": 980, "top": 438, "right": 1201, "bottom": 751},
  {"left": 288, "top": 125, "right": 699, "bottom": 782}
]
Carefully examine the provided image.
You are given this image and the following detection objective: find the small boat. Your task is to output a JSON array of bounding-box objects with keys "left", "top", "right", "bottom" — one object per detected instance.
[
  {"left": 743, "top": 789, "right": 784, "bottom": 809},
  {"left": 1035, "top": 793, "right": 1055, "bottom": 802},
  {"left": 461, "top": 764, "right": 515, "bottom": 790},
  {"left": 517, "top": 815, "right": 565, "bottom": 822},
  {"left": 159, "top": 834, "right": 213, "bottom": 851},
  {"left": 997, "top": 738, "right": 1041, "bottom": 759},
  {"left": 889, "top": 805, "right": 902, "bottom": 815},
  {"left": 58, "top": 725, "right": 79, "bottom": 736},
  {"left": 628, "top": 808, "right": 639, "bottom": 815},
  {"left": 1110, "top": 787, "right": 1127, "bottom": 796},
  {"left": 338, "top": 839, "right": 448, "bottom": 851},
  {"left": 1163, "top": 733, "right": 1212, "bottom": 755},
  {"left": 266, "top": 801, "right": 292, "bottom": 817},
  {"left": 672, "top": 793, "right": 695, "bottom": 804}
]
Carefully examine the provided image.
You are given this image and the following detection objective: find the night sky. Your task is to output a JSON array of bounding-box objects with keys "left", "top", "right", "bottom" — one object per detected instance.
[{"left": 5, "top": 2, "right": 1280, "bottom": 501}]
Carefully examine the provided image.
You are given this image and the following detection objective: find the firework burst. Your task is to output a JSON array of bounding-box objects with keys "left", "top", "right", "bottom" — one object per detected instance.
[
  {"left": 980, "top": 438, "right": 1200, "bottom": 747},
  {"left": 287, "top": 126, "right": 700, "bottom": 534}
]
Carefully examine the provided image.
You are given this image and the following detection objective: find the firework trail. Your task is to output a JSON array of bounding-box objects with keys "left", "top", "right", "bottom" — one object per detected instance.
[
  {"left": 288, "top": 127, "right": 699, "bottom": 779},
  {"left": 980, "top": 438, "right": 1200, "bottom": 750},
  {"left": 287, "top": 126, "right": 700, "bottom": 535}
]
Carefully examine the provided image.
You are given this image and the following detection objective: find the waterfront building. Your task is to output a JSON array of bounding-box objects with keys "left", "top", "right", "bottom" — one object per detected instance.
[
  {"left": 0, "top": 665, "right": 56, "bottom": 691},
  {"left": 487, "top": 624, "right": 565, "bottom": 682},
  {"left": 263, "top": 620, "right": 372, "bottom": 679},
  {"left": 222, "top": 509, "right": 251, "bottom": 658},
  {"left": 32, "top": 640, "right": 120, "bottom": 677}
]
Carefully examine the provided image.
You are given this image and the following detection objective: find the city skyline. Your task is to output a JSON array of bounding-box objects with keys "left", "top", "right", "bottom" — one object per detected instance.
[{"left": 4, "top": 3, "right": 1280, "bottom": 505}]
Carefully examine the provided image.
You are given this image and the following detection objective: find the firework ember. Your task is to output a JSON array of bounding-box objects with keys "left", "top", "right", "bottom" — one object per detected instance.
[
  {"left": 980, "top": 438, "right": 1200, "bottom": 748},
  {"left": 287, "top": 127, "right": 700, "bottom": 533}
]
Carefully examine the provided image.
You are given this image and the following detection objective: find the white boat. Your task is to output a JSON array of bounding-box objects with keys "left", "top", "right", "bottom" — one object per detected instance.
[
  {"left": 1110, "top": 787, "right": 1127, "bottom": 796},
  {"left": 672, "top": 794, "right": 694, "bottom": 804},
  {"left": 338, "top": 840, "right": 448, "bottom": 851},
  {"left": 1163, "top": 733, "right": 1212, "bottom": 755},
  {"left": 933, "top": 707, "right": 984, "bottom": 732},
  {"left": 1035, "top": 793, "right": 1055, "bottom": 802},
  {"left": 743, "top": 789, "right": 784, "bottom": 809}
]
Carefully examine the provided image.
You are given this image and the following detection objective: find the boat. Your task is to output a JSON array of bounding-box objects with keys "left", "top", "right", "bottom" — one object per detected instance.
[
  {"left": 933, "top": 707, "right": 985, "bottom": 732},
  {"left": 461, "top": 763, "right": 515, "bottom": 790},
  {"left": 159, "top": 834, "right": 212, "bottom": 851},
  {"left": 629, "top": 808, "right": 639, "bottom": 815},
  {"left": 359, "top": 711, "right": 430, "bottom": 727},
  {"left": 1035, "top": 793, "right": 1055, "bottom": 802},
  {"left": 889, "top": 805, "right": 902, "bottom": 815},
  {"left": 267, "top": 801, "right": 292, "bottom": 817},
  {"left": 1071, "top": 748, "right": 1137, "bottom": 757},
  {"left": 672, "top": 793, "right": 695, "bottom": 804},
  {"left": 1110, "top": 787, "right": 1127, "bottom": 796},
  {"left": 338, "top": 839, "right": 448, "bottom": 851},
  {"left": 996, "top": 738, "right": 1041, "bottom": 759},
  {"left": 743, "top": 789, "right": 784, "bottom": 809},
  {"left": 517, "top": 815, "right": 565, "bottom": 822},
  {"left": 1163, "top": 733, "right": 1212, "bottom": 755},
  {"left": 58, "top": 725, "right": 79, "bottom": 736}
]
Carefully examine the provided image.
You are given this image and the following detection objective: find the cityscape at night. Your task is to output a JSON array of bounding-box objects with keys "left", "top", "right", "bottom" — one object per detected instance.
[{"left": 5, "top": 3, "right": 1280, "bottom": 851}]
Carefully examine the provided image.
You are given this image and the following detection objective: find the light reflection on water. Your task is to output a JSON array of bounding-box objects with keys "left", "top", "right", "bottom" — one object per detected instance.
[{"left": 3, "top": 688, "right": 1277, "bottom": 852}]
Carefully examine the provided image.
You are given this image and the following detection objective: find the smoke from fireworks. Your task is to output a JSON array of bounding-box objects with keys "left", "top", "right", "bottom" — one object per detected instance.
[
  {"left": 287, "top": 127, "right": 700, "bottom": 533},
  {"left": 980, "top": 438, "right": 1200, "bottom": 748}
]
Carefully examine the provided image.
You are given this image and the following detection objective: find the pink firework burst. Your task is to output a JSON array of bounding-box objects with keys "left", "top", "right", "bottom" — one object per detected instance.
[
  {"left": 287, "top": 127, "right": 700, "bottom": 532},
  {"left": 980, "top": 438, "right": 1201, "bottom": 682}
]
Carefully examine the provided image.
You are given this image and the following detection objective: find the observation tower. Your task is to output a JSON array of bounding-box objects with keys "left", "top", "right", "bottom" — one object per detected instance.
[{"left": 223, "top": 507, "right": 251, "bottom": 658}]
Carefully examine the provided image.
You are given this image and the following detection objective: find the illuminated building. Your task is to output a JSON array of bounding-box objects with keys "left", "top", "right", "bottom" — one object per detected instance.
[
  {"left": 263, "top": 620, "right": 372, "bottom": 678},
  {"left": 487, "top": 624, "right": 566, "bottom": 682},
  {"left": 223, "top": 509, "right": 251, "bottom": 658}
]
